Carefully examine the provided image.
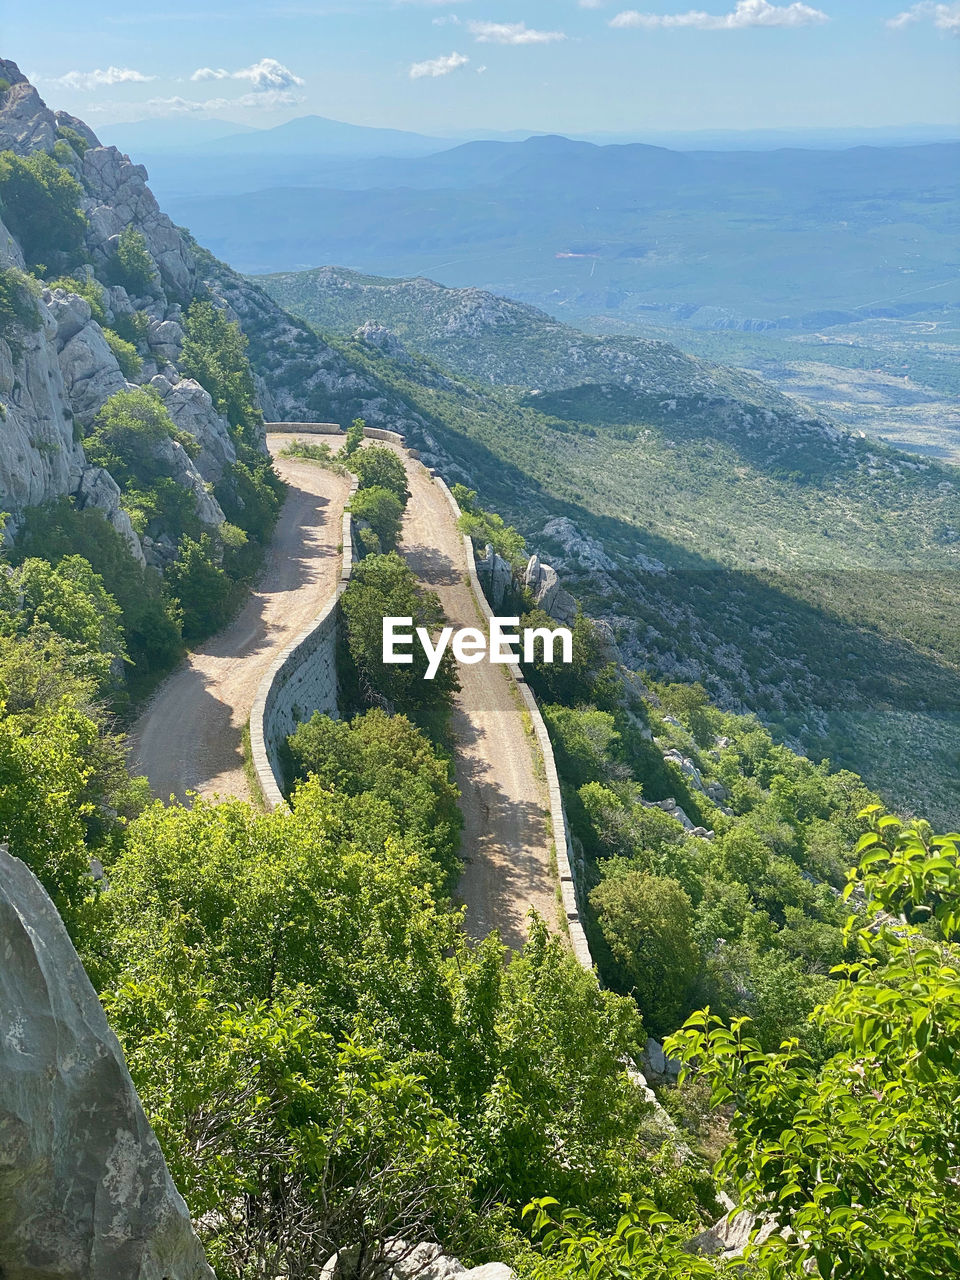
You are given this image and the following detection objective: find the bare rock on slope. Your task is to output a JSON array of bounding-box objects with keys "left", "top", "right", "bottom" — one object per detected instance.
[{"left": 0, "top": 846, "right": 214, "bottom": 1280}]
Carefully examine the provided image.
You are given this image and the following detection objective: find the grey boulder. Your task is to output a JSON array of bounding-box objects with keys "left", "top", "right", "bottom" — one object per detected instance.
[{"left": 0, "top": 847, "right": 214, "bottom": 1280}]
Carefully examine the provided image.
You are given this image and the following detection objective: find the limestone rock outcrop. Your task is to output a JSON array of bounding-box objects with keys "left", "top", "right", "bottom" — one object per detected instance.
[
  {"left": 150, "top": 374, "right": 237, "bottom": 482},
  {"left": 0, "top": 846, "right": 214, "bottom": 1280},
  {"left": 75, "top": 465, "right": 147, "bottom": 566}
]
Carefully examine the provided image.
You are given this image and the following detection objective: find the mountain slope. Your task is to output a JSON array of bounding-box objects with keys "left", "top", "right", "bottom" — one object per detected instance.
[{"left": 318, "top": 318, "right": 960, "bottom": 825}]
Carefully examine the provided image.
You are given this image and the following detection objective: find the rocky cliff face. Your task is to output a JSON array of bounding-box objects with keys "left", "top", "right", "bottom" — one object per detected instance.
[
  {"left": 0, "top": 61, "right": 247, "bottom": 555},
  {"left": 0, "top": 60, "right": 441, "bottom": 556},
  {"left": 0, "top": 847, "right": 214, "bottom": 1280}
]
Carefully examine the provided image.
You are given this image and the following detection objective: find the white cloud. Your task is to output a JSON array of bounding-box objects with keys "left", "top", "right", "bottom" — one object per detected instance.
[
  {"left": 887, "top": 2, "right": 960, "bottom": 32},
  {"left": 468, "top": 20, "right": 567, "bottom": 43},
  {"left": 409, "top": 50, "right": 471, "bottom": 77},
  {"left": 610, "top": 0, "right": 828, "bottom": 29},
  {"left": 144, "top": 88, "right": 302, "bottom": 114},
  {"left": 190, "top": 58, "right": 304, "bottom": 90},
  {"left": 48, "top": 66, "right": 156, "bottom": 90}
]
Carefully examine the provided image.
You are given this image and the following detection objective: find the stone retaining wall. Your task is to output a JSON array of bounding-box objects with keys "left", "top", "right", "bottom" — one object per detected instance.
[{"left": 264, "top": 422, "right": 341, "bottom": 434}]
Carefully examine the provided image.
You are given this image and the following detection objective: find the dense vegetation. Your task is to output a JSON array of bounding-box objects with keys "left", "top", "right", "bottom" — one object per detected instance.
[{"left": 12, "top": 487, "right": 960, "bottom": 1280}]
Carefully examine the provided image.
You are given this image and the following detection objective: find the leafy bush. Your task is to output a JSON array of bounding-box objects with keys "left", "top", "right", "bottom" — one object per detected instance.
[
  {"left": 111, "top": 308, "right": 151, "bottom": 348},
  {"left": 353, "top": 444, "right": 409, "bottom": 501},
  {"left": 214, "top": 458, "right": 284, "bottom": 546},
  {"left": 344, "top": 416, "right": 366, "bottom": 456},
  {"left": 0, "top": 265, "right": 41, "bottom": 356},
  {"left": 181, "top": 299, "right": 263, "bottom": 447},
  {"left": 589, "top": 871, "right": 700, "bottom": 1036},
  {"left": 13, "top": 500, "right": 183, "bottom": 687},
  {"left": 668, "top": 808, "right": 960, "bottom": 1278},
  {"left": 0, "top": 150, "right": 86, "bottom": 268},
  {"left": 340, "top": 552, "right": 459, "bottom": 736},
  {"left": 105, "top": 225, "right": 157, "bottom": 297},
  {"left": 103, "top": 327, "right": 142, "bottom": 379},
  {"left": 351, "top": 485, "right": 405, "bottom": 554},
  {"left": 453, "top": 484, "right": 526, "bottom": 566},
  {"left": 278, "top": 438, "right": 349, "bottom": 475},
  {"left": 165, "top": 534, "right": 233, "bottom": 642},
  {"left": 286, "top": 708, "right": 462, "bottom": 891},
  {"left": 56, "top": 125, "right": 89, "bottom": 157}
]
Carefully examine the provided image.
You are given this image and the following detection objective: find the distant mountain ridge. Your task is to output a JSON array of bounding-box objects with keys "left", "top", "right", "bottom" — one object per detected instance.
[{"left": 152, "top": 134, "right": 960, "bottom": 330}]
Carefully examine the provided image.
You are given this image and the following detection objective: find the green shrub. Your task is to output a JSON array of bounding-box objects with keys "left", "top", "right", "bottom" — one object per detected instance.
[
  {"left": 589, "top": 871, "right": 700, "bottom": 1035},
  {"left": 340, "top": 552, "right": 459, "bottom": 735},
  {"left": 350, "top": 485, "right": 404, "bottom": 554},
  {"left": 165, "top": 533, "right": 233, "bottom": 642},
  {"left": 0, "top": 150, "right": 86, "bottom": 268},
  {"left": 106, "top": 226, "right": 158, "bottom": 297},
  {"left": 278, "top": 437, "right": 349, "bottom": 474},
  {"left": 111, "top": 308, "right": 151, "bottom": 348},
  {"left": 353, "top": 444, "right": 409, "bottom": 501},
  {"left": 344, "top": 416, "right": 366, "bottom": 456},
  {"left": 0, "top": 266, "right": 41, "bottom": 356},
  {"left": 103, "top": 328, "right": 142, "bottom": 379},
  {"left": 180, "top": 300, "right": 263, "bottom": 446},
  {"left": 286, "top": 708, "right": 463, "bottom": 890},
  {"left": 56, "top": 125, "right": 89, "bottom": 157},
  {"left": 453, "top": 485, "right": 526, "bottom": 566},
  {"left": 214, "top": 458, "right": 283, "bottom": 546},
  {"left": 13, "top": 500, "right": 183, "bottom": 687}
]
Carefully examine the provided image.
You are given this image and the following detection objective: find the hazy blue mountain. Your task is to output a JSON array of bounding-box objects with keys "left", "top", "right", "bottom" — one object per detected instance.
[
  {"left": 154, "top": 135, "right": 958, "bottom": 329},
  {"left": 189, "top": 113, "right": 447, "bottom": 158},
  {"left": 97, "top": 117, "right": 261, "bottom": 153}
]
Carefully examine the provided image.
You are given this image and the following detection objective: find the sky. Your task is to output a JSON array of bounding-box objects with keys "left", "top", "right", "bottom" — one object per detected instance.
[{"left": 7, "top": 0, "right": 960, "bottom": 135}]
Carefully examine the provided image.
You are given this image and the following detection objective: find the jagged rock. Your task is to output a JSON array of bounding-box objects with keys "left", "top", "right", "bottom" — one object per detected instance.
[
  {"left": 356, "top": 320, "right": 414, "bottom": 364},
  {"left": 643, "top": 1036, "right": 682, "bottom": 1080},
  {"left": 150, "top": 374, "right": 236, "bottom": 482},
  {"left": 542, "top": 515, "right": 616, "bottom": 572},
  {"left": 44, "top": 287, "right": 92, "bottom": 346},
  {"left": 525, "top": 553, "right": 559, "bottom": 611},
  {"left": 0, "top": 70, "right": 56, "bottom": 153},
  {"left": 74, "top": 466, "right": 146, "bottom": 566},
  {"left": 476, "top": 543, "right": 514, "bottom": 610},
  {"left": 685, "top": 1199, "right": 779, "bottom": 1259},
  {"left": 57, "top": 319, "right": 129, "bottom": 426},
  {"left": 147, "top": 318, "right": 184, "bottom": 366},
  {"left": 0, "top": 847, "right": 215, "bottom": 1280},
  {"left": 322, "top": 1240, "right": 517, "bottom": 1280},
  {"left": 154, "top": 436, "right": 225, "bottom": 527},
  {"left": 81, "top": 146, "right": 196, "bottom": 298},
  {"left": 0, "top": 278, "right": 86, "bottom": 516},
  {"left": 664, "top": 748, "right": 707, "bottom": 795}
]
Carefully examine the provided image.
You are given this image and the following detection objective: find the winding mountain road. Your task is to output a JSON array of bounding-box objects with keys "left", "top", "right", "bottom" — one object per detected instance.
[
  {"left": 128, "top": 434, "right": 352, "bottom": 805},
  {"left": 389, "top": 444, "right": 556, "bottom": 948},
  {"left": 130, "top": 433, "right": 557, "bottom": 948}
]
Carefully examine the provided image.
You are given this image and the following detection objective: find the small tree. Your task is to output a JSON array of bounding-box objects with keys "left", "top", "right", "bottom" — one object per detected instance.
[
  {"left": 351, "top": 486, "right": 405, "bottom": 554},
  {"left": 106, "top": 225, "right": 158, "bottom": 297},
  {"left": 0, "top": 149, "right": 86, "bottom": 268},
  {"left": 353, "top": 445, "right": 409, "bottom": 503},
  {"left": 589, "top": 870, "right": 700, "bottom": 1035},
  {"left": 669, "top": 807, "right": 960, "bottom": 1278},
  {"left": 344, "top": 417, "right": 366, "bottom": 456}
]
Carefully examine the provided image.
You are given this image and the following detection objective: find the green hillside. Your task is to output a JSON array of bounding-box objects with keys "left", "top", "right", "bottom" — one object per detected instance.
[{"left": 289, "top": 319, "right": 960, "bottom": 825}]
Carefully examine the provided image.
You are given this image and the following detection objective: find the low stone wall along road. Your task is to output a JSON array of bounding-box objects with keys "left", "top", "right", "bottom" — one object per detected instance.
[{"left": 129, "top": 434, "right": 352, "bottom": 805}]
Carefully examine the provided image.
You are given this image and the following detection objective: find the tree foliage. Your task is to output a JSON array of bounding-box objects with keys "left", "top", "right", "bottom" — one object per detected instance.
[{"left": 0, "top": 149, "right": 86, "bottom": 268}]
